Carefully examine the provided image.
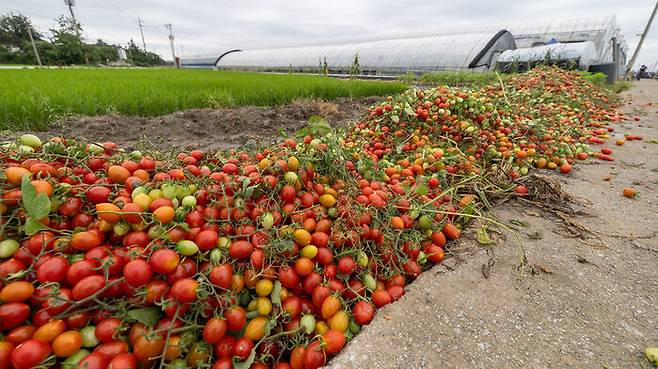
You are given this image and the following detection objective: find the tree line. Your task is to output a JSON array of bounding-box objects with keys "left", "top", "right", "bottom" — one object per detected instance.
[{"left": 0, "top": 13, "right": 165, "bottom": 66}]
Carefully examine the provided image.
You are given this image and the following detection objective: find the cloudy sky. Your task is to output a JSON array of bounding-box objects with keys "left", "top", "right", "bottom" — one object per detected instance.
[{"left": 4, "top": 0, "right": 658, "bottom": 69}]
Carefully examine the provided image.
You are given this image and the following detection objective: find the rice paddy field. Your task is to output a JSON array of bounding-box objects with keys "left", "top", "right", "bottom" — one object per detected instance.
[{"left": 0, "top": 69, "right": 406, "bottom": 130}]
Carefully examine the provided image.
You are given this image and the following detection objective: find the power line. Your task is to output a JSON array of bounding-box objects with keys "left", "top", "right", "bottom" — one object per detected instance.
[
  {"left": 0, "top": 2, "right": 56, "bottom": 20},
  {"left": 99, "top": 0, "right": 129, "bottom": 15}
]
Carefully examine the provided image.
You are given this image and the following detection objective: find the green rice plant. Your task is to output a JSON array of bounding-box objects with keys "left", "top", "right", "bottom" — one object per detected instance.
[{"left": 0, "top": 69, "right": 406, "bottom": 130}]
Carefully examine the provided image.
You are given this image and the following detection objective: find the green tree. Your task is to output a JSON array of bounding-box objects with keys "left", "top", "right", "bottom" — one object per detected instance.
[
  {"left": 49, "top": 15, "right": 85, "bottom": 64},
  {"left": 0, "top": 13, "right": 41, "bottom": 48},
  {"left": 126, "top": 39, "right": 164, "bottom": 66},
  {"left": 85, "top": 38, "right": 119, "bottom": 64}
]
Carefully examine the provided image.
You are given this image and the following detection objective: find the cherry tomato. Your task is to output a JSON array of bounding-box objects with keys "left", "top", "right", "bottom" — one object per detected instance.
[
  {"left": 5, "top": 325, "right": 36, "bottom": 346},
  {"left": 0, "top": 302, "right": 30, "bottom": 331},
  {"left": 72, "top": 275, "right": 106, "bottom": 300},
  {"left": 224, "top": 306, "right": 247, "bottom": 331},
  {"left": 10, "top": 339, "right": 52, "bottom": 369},
  {"left": 0, "top": 341, "right": 14, "bottom": 369},
  {"left": 53, "top": 330, "right": 83, "bottom": 357},
  {"left": 352, "top": 301, "right": 375, "bottom": 325},
  {"left": 133, "top": 336, "right": 165, "bottom": 363},
  {"left": 232, "top": 337, "right": 254, "bottom": 361},
  {"left": 77, "top": 351, "right": 110, "bottom": 369},
  {"left": 303, "top": 341, "right": 326, "bottom": 369},
  {"left": 108, "top": 352, "right": 137, "bottom": 369},
  {"left": 36, "top": 255, "right": 69, "bottom": 283},
  {"left": 209, "top": 264, "right": 233, "bottom": 289},
  {"left": 95, "top": 318, "right": 122, "bottom": 342},
  {"left": 170, "top": 278, "right": 198, "bottom": 303},
  {"left": 149, "top": 248, "right": 180, "bottom": 275},
  {"left": 203, "top": 317, "right": 227, "bottom": 344},
  {"left": 123, "top": 259, "right": 152, "bottom": 287},
  {"left": 322, "top": 330, "right": 346, "bottom": 354}
]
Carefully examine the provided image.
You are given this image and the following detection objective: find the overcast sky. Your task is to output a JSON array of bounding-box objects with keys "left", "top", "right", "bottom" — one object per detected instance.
[{"left": 4, "top": 0, "right": 658, "bottom": 69}]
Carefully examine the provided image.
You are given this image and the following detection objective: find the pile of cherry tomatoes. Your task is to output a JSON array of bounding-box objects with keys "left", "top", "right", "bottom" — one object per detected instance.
[{"left": 0, "top": 67, "right": 624, "bottom": 369}]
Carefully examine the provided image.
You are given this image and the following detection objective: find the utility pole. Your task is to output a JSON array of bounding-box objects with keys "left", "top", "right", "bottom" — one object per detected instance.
[
  {"left": 164, "top": 24, "right": 178, "bottom": 68},
  {"left": 626, "top": 0, "right": 658, "bottom": 79},
  {"left": 27, "top": 26, "right": 42, "bottom": 66},
  {"left": 137, "top": 17, "right": 147, "bottom": 51},
  {"left": 63, "top": 0, "right": 89, "bottom": 64}
]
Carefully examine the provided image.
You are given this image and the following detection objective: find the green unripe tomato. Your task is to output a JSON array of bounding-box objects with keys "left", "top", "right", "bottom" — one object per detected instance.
[
  {"left": 176, "top": 240, "right": 199, "bottom": 256},
  {"left": 0, "top": 239, "right": 20, "bottom": 258},
  {"left": 18, "top": 145, "right": 33, "bottom": 154},
  {"left": 175, "top": 185, "right": 191, "bottom": 200},
  {"left": 182, "top": 195, "right": 197, "bottom": 208},
  {"left": 161, "top": 183, "right": 177, "bottom": 199},
  {"left": 300, "top": 314, "right": 316, "bottom": 334},
  {"left": 113, "top": 222, "right": 131, "bottom": 237},
  {"left": 130, "top": 150, "right": 143, "bottom": 160},
  {"left": 19, "top": 134, "right": 42, "bottom": 148},
  {"left": 217, "top": 237, "right": 230, "bottom": 250},
  {"left": 261, "top": 212, "right": 274, "bottom": 229},
  {"left": 356, "top": 250, "right": 369, "bottom": 268},
  {"left": 61, "top": 349, "right": 90, "bottom": 368},
  {"left": 149, "top": 188, "right": 163, "bottom": 199},
  {"left": 209, "top": 248, "right": 223, "bottom": 264},
  {"left": 361, "top": 274, "right": 377, "bottom": 291},
  {"left": 417, "top": 215, "right": 432, "bottom": 230},
  {"left": 284, "top": 171, "right": 298, "bottom": 184},
  {"left": 80, "top": 326, "right": 99, "bottom": 348}
]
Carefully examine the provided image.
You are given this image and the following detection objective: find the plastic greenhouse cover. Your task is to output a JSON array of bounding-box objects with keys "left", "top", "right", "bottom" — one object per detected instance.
[
  {"left": 497, "top": 41, "right": 598, "bottom": 68},
  {"left": 216, "top": 31, "right": 510, "bottom": 71}
]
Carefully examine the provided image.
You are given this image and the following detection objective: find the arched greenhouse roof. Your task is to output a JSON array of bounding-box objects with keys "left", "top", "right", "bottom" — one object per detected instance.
[{"left": 215, "top": 30, "right": 515, "bottom": 75}]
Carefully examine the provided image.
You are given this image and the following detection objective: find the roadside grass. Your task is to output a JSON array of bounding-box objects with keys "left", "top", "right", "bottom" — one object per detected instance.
[
  {"left": 0, "top": 69, "right": 406, "bottom": 130},
  {"left": 398, "top": 70, "right": 504, "bottom": 87},
  {"left": 580, "top": 71, "right": 633, "bottom": 94}
]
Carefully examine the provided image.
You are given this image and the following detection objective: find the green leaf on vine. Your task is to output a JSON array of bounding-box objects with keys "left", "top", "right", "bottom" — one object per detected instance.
[
  {"left": 271, "top": 280, "right": 282, "bottom": 307},
  {"left": 24, "top": 217, "right": 46, "bottom": 236},
  {"left": 414, "top": 184, "right": 429, "bottom": 196},
  {"left": 21, "top": 175, "right": 51, "bottom": 220},
  {"left": 126, "top": 307, "right": 160, "bottom": 327}
]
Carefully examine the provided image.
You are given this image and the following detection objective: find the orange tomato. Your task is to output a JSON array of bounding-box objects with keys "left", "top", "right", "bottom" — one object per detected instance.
[
  {"left": 5, "top": 167, "right": 31, "bottom": 186},
  {"left": 622, "top": 187, "right": 637, "bottom": 198},
  {"left": 443, "top": 223, "right": 461, "bottom": 240},
  {"left": 52, "top": 331, "right": 82, "bottom": 357},
  {"left": 153, "top": 205, "right": 175, "bottom": 223},
  {"left": 107, "top": 165, "right": 131, "bottom": 184},
  {"left": 0, "top": 281, "right": 34, "bottom": 303},
  {"left": 294, "top": 257, "right": 315, "bottom": 276},
  {"left": 244, "top": 316, "right": 268, "bottom": 341},
  {"left": 293, "top": 229, "right": 311, "bottom": 246},
  {"left": 33, "top": 319, "right": 66, "bottom": 344},
  {"left": 96, "top": 203, "right": 121, "bottom": 223},
  {"left": 390, "top": 216, "right": 404, "bottom": 230},
  {"left": 321, "top": 295, "right": 341, "bottom": 320},
  {"left": 30, "top": 180, "right": 53, "bottom": 196}
]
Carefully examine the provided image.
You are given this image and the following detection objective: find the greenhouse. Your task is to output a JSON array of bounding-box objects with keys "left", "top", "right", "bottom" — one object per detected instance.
[
  {"left": 498, "top": 16, "right": 627, "bottom": 79},
  {"left": 214, "top": 31, "right": 515, "bottom": 75},
  {"left": 181, "top": 15, "right": 626, "bottom": 79},
  {"left": 496, "top": 41, "right": 598, "bottom": 72}
]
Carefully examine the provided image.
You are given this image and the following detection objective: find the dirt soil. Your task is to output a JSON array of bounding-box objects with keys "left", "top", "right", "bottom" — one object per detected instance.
[
  {"left": 326, "top": 81, "right": 658, "bottom": 369},
  {"left": 2, "top": 97, "right": 379, "bottom": 151}
]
